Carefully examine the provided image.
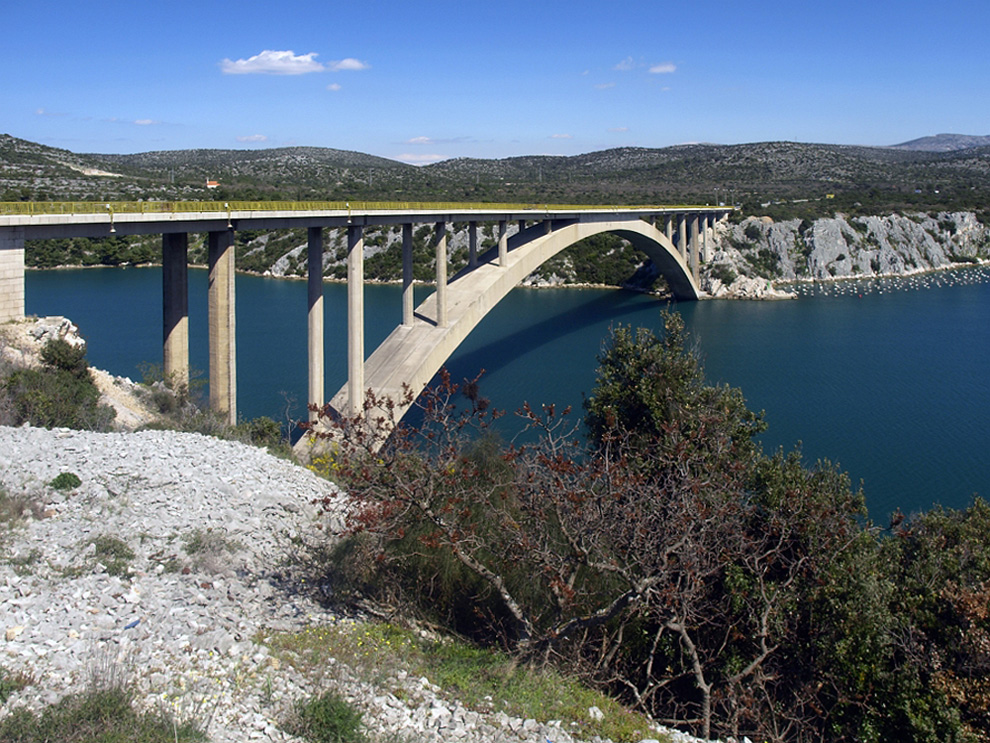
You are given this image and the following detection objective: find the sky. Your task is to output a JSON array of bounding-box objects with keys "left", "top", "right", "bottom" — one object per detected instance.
[{"left": 5, "top": 0, "right": 990, "bottom": 164}]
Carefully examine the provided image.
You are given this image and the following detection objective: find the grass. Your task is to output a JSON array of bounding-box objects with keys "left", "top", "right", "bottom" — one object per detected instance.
[
  {"left": 91, "top": 534, "right": 135, "bottom": 577},
  {"left": 261, "top": 621, "right": 664, "bottom": 743},
  {"left": 0, "top": 686, "right": 207, "bottom": 743}
]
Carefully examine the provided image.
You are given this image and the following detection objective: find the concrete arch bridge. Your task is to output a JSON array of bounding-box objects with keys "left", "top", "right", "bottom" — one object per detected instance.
[{"left": 0, "top": 201, "right": 731, "bottom": 431}]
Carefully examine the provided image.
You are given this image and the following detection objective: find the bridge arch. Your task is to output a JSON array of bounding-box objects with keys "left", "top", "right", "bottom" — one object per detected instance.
[{"left": 329, "top": 218, "right": 699, "bottom": 425}]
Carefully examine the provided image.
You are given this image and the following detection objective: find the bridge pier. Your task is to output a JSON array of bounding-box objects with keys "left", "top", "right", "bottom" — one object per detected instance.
[
  {"left": 678, "top": 214, "right": 687, "bottom": 263},
  {"left": 208, "top": 230, "right": 237, "bottom": 425},
  {"left": 690, "top": 215, "right": 701, "bottom": 284},
  {"left": 307, "top": 227, "right": 324, "bottom": 421},
  {"left": 0, "top": 227, "right": 25, "bottom": 323},
  {"left": 402, "top": 223, "right": 414, "bottom": 326},
  {"left": 347, "top": 225, "right": 364, "bottom": 416},
  {"left": 468, "top": 221, "right": 478, "bottom": 268},
  {"left": 162, "top": 233, "right": 189, "bottom": 391},
  {"left": 498, "top": 220, "right": 508, "bottom": 267},
  {"left": 435, "top": 222, "right": 448, "bottom": 327}
]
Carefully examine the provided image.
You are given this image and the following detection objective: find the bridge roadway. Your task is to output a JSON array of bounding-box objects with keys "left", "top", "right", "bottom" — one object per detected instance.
[{"left": 0, "top": 201, "right": 731, "bottom": 431}]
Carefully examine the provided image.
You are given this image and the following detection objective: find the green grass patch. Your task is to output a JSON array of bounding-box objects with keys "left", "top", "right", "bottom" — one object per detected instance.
[
  {"left": 92, "top": 534, "right": 135, "bottom": 577},
  {"left": 0, "top": 686, "right": 206, "bottom": 743},
  {"left": 262, "top": 621, "right": 662, "bottom": 743},
  {"left": 49, "top": 472, "right": 82, "bottom": 491}
]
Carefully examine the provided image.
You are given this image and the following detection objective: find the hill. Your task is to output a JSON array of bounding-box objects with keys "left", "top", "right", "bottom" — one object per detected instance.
[{"left": 5, "top": 132, "right": 990, "bottom": 215}]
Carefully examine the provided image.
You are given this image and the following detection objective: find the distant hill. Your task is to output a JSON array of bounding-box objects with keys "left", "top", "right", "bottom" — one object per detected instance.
[
  {"left": 4, "top": 132, "right": 990, "bottom": 217},
  {"left": 890, "top": 133, "right": 990, "bottom": 152}
]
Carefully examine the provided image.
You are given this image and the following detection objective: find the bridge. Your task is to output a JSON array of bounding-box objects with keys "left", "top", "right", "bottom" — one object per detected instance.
[{"left": 0, "top": 201, "right": 731, "bottom": 429}]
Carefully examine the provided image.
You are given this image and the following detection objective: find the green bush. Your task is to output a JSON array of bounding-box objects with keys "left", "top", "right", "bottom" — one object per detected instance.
[
  {"left": 49, "top": 472, "right": 81, "bottom": 491},
  {"left": 3, "top": 339, "right": 115, "bottom": 431},
  {"left": 291, "top": 691, "right": 365, "bottom": 743}
]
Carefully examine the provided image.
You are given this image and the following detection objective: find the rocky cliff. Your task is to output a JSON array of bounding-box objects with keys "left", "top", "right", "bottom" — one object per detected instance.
[{"left": 702, "top": 211, "right": 989, "bottom": 298}]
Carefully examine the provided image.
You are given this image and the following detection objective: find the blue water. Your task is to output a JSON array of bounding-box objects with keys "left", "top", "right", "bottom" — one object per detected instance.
[{"left": 24, "top": 267, "right": 990, "bottom": 521}]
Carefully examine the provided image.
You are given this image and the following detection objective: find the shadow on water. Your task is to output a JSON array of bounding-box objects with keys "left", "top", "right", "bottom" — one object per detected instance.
[{"left": 443, "top": 289, "right": 675, "bottom": 381}]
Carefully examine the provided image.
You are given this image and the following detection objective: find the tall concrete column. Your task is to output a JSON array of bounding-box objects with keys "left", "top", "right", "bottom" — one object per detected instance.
[
  {"left": 498, "top": 220, "right": 507, "bottom": 267},
  {"left": 434, "top": 222, "right": 447, "bottom": 328},
  {"left": 307, "top": 227, "right": 324, "bottom": 421},
  {"left": 702, "top": 214, "right": 711, "bottom": 263},
  {"left": 208, "top": 230, "right": 236, "bottom": 425},
  {"left": 347, "top": 225, "right": 364, "bottom": 416},
  {"left": 402, "top": 223, "right": 414, "bottom": 326},
  {"left": 677, "top": 214, "right": 687, "bottom": 262},
  {"left": 0, "top": 227, "right": 25, "bottom": 323},
  {"left": 689, "top": 215, "right": 700, "bottom": 284},
  {"left": 162, "top": 232, "right": 189, "bottom": 391},
  {"left": 665, "top": 216, "right": 674, "bottom": 244},
  {"left": 517, "top": 219, "right": 527, "bottom": 238},
  {"left": 542, "top": 219, "right": 552, "bottom": 235},
  {"left": 468, "top": 221, "right": 478, "bottom": 268}
]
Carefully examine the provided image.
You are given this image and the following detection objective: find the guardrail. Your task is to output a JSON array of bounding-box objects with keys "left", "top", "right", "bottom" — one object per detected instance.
[{"left": 0, "top": 200, "right": 722, "bottom": 217}]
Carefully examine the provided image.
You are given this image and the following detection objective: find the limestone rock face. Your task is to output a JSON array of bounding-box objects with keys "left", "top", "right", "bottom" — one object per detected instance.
[{"left": 704, "top": 211, "right": 989, "bottom": 297}]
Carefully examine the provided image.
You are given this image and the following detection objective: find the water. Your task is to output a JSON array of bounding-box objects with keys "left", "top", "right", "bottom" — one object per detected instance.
[{"left": 24, "top": 266, "right": 990, "bottom": 521}]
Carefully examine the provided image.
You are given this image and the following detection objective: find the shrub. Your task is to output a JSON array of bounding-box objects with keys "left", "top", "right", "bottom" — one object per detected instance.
[
  {"left": 291, "top": 691, "right": 365, "bottom": 743},
  {"left": 49, "top": 472, "right": 81, "bottom": 491},
  {"left": 92, "top": 534, "right": 135, "bottom": 577},
  {"left": 3, "top": 339, "right": 115, "bottom": 431}
]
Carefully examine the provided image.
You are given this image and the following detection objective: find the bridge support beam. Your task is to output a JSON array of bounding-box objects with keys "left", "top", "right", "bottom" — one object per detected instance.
[
  {"left": 307, "top": 227, "right": 324, "bottom": 421},
  {"left": 402, "top": 223, "right": 413, "bottom": 326},
  {"left": 690, "top": 215, "right": 700, "bottom": 285},
  {"left": 498, "top": 220, "right": 507, "bottom": 267},
  {"left": 347, "top": 225, "right": 364, "bottom": 416},
  {"left": 208, "top": 230, "right": 237, "bottom": 425},
  {"left": 678, "top": 214, "right": 687, "bottom": 262},
  {"left": 162, "top": 232, "right": 189, "bottom": 391},
  {"left": 435, "top": 222, "right": 448, "bottom": 327},
  {"left": 0, "top": 227, "right": 25, "bottom": 323},
  {"left": 468, "top": 221, "right": 478, "bottom": 268},
  {"left": 665, "top": 216, "right": 673, "bottom": 244}
]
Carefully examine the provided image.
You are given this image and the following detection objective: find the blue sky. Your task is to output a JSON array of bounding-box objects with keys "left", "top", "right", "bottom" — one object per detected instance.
[{"left": 5, "top": 0, "right": 989, "bottom": 163}]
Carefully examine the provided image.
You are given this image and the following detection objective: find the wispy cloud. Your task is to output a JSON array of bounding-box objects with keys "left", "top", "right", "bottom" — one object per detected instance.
[
  {"left": 608, "top": 126, "right": 629, "bottom": 133},
  {"left": 649, "top": 62, "right": 677, "bottom": 74},
  {"left": 327, "top": 83, "right": 342, "bottom": 91},
  {"left": 134, "top": 119, "right": 158, "bottom": 126},
  {"left": 594, "top": 82, "right": 616, "bottom": 90},
  {"left": 221, "top": 50, "right": 326, "bottom": 75},
  {"left": 237, "top": 134, "right": 268, "bottom": 143},
  {"left": 35, "top": 107, "right": 68, "bottom": 117},
  {"left": 613, "top": 56, "right": 636, "bottom": 71},
  {"left": 550, "top": 133, "right": 573, "bottom": 140},
  {"left": 395, "top": 153, "right": 448, "bottom": 165},
  {"left": 328, "top": 58, "right": 369, "bottom": 72},
  {"left": 404, "top": 135, "right": 472, "bottom": 146}
]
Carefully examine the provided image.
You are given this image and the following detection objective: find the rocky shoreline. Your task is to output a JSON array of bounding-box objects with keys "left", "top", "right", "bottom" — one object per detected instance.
[{"left": 0, "top": 425, "right": 708, "bottom": 743}]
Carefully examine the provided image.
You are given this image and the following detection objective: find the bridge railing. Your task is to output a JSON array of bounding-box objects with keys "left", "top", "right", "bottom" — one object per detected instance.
[{"left": 0, "top": 200, "right": 721, "bottom": 217}]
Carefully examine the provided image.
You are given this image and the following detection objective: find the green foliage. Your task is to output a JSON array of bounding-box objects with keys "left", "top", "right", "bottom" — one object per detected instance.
[
  {"left": 290, "top": 691, "right": 365, "bottom": 743},
  {"left": 2, "top": 339, "right": 115, "bottom": 431},
  {"left": 584, "top": 311, "right": 766, "bottom": 469},
  {"left": 49, "top": 472, "right": 82, "bottom": 491},
  {"left": 92, "top": 534, "right": 135, "bottom": 577},
  {"left": 0, "top": 666, "right": 29, "bottom": 704},
  {"left": 0, "top": 686, "right": 206, "bottom": 743}
]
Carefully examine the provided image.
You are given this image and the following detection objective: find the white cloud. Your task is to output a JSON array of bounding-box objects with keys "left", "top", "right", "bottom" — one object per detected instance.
[
  {"left": 221, "top": 50, "right": 325, "bottom": 75},
  {"left": 133, "top": 119, "right": 157, "bottom": 126},
  {"left": 329, "top": 58, "right": 369, "bottom": 72},
  {"left": 594, "top": 82, "right": 616, "bottom": 90},
  {"left": 327, "top": 83, "right": 342, "bottom": 91},
  {"left": 550, "top": 133, "right": 573, "bottom": 139},
  {"left": 406, "top": 136, "right": 434, "bottom": 145},
  {"left": 237, "top": 134, "right": 268, "bottom": 143},
  {"left": 649, "top": 62, "right": 677, "bottom": 74},
  {"left": 613, "top": 56, "right": 636, "bottom": 71},
  {"left": 609, "top": 126, "right": 629, "bottom": 133},
  {"left": 395, "top": 153, "right": 448, "bottom": 165},
  {"left": 35, "top": 107, "right": 68, "bottom": 117}
]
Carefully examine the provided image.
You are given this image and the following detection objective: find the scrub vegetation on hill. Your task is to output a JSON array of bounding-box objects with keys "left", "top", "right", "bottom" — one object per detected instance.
[{"left": 306, "top": 312, "right": 990, "bottom": 743}]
